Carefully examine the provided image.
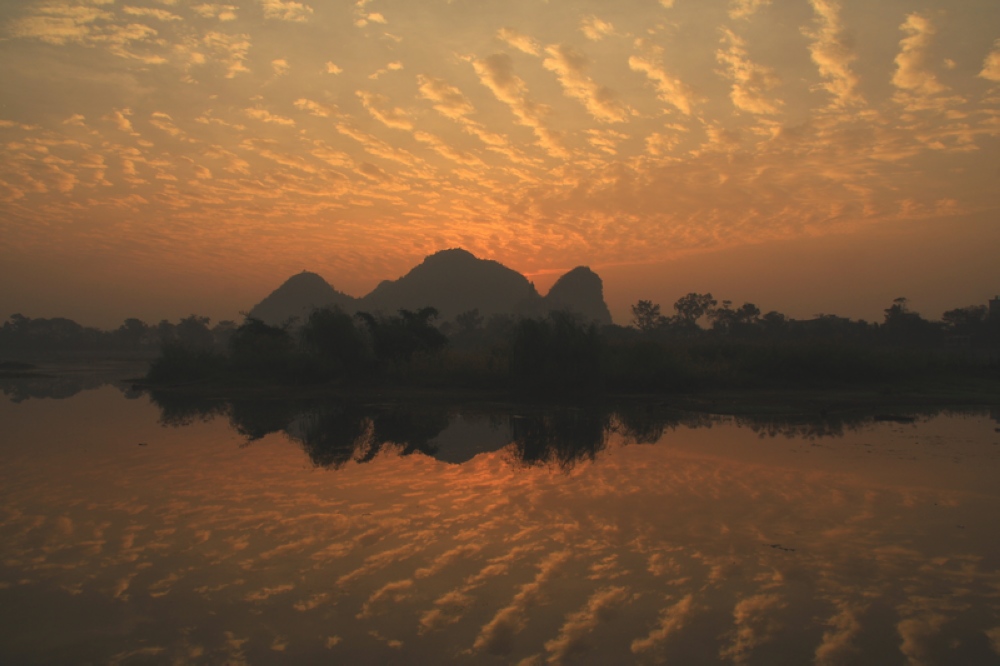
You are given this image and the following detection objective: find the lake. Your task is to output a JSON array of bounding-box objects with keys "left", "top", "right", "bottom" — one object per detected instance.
[{"left": 2, "top": 372, "right": 1000, "bottom": 664}]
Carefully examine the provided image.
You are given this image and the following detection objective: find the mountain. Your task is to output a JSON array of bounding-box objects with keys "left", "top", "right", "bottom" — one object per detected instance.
[
  {"left": 247, "top": 249, "right": 615, "bottom": 326},
  {"left": 542, "top": 266, "right": 613, "bottom": 326},
  {"left": 358, "top": 248, "right": 541, "bottom": 321},
  {"left": 248, "top": 271, "right": 358, "bottom": 326}
]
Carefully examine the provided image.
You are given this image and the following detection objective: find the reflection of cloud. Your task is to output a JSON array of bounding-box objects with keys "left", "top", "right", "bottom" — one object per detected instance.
[
  {"left": 472, "top": 550, "right": 573, "bottom": 655},
  {"left": 357, "top": 579, "right": 413, "bottom": 619},
  {"left": 814, "top": 600, "right": 864, "bottom": 665},
  {"left": 631, "top": 594, "right": 694, "bottom": 655},
  {"left": 897, "top": 614, "right": 947, "bottom": 666},
  {"left": 545, "top": 586, "right": 629, "bottom": 664},
  {"left": 719, "top": 594, "right": 786, "bottom": 664}
]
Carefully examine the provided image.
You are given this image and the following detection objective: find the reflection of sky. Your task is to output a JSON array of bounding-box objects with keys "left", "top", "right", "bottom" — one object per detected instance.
[{"left": 2, "top": 388, "right": 1000, "bottom": 664}]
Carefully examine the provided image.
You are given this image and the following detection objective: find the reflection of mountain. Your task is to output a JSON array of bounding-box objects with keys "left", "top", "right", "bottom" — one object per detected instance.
[
  {"left": 143, "top": 391, "right": 941, "bottom": 470},
  {"left": 248, "top": 248, "right": 614, "bottom": 325},
  {"left": 1, "top": 365, "right": 145, "bottom": 402}
]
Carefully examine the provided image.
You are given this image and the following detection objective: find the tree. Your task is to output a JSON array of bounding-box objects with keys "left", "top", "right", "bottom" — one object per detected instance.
[
  {"left": 300, "top": 307, "right": 371, "bottom": 376},
  {"left": 630, "top": 300, "right": 665, "bottom": 333},
  {"left": 941, "top": 305, "right": 987, "bottom": 335},
  {"left": 355, "top": 307, "right": 447, "bottom": 367},
  {"left": 176, "top": 315, "right": 213, "bottom": 349},
  {"left": 673, "top": 292, "right": 717, "bottom": 328},
  {"left": 116, "top": 318, "right": 149, "bottom": 349}
]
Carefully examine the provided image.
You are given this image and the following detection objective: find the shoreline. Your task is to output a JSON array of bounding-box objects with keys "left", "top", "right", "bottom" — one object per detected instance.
[{"left": 131, "top": 376, "right": 1000, "bottom": 418}]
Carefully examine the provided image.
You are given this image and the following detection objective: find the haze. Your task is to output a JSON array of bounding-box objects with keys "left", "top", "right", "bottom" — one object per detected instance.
[{"left": 1, "top": 0, "right": 998, "bottom": 328}]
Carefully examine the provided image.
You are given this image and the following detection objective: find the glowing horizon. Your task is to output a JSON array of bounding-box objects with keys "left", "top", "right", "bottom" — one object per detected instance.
[{"left": 0, "top": 0, "right": 998, "bottom": 327}]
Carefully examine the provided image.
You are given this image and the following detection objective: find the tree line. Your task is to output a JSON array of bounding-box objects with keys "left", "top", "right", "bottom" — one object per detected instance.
[{"left": 4, "top": 292, "right": 999, "bottom": 394}]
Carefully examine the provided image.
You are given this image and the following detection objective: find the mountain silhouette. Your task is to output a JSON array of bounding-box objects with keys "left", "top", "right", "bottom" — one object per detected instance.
[
  {"left": 248, "top": 249, "right": 614, "bottom": 325},
  {"left": 360, "top": 248, "right": 541, "bottom": 320},
  {"left": 248, "top": 271, "right": 358, "bottom": 325},
  {"left": 542, "top": 266, "right": 613, "bottom": 326}
]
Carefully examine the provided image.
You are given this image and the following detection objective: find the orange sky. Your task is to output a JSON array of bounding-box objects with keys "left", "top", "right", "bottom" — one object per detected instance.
[{"left": 1, "top": 0, "right": 998, "bottom": 327}]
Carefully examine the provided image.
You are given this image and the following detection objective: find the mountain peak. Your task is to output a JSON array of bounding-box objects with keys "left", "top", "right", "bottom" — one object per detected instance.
[{"left": 544, "top": 266, "right": 613, "bottom": 325}]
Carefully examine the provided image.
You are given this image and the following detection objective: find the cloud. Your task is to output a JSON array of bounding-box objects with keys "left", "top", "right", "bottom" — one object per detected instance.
[
  {"left": 272, "top": 59, "right": 290, "bottom": 76},
  {"left": 107, "top": 108, "right": 138, "bottom": 135},
  {"left": 804, "top": 0, "right": 863, "bottom": 108},
  {"left": 979, "top": 40, "right": 1000, "bottom": 82},
  {"left": 8, "top": 4, "right": 113, "bottom": 45},
  {"left": 294, "top": 98, "right": 335, "bottom": 118},
  {"left": 581, "top": 17, "right": 614, "bottom": 42},
  {"left": 356, "top": 91, "right": 413, "bottom": 131},
  {"left": 368, "top": 61, "right": 403, "bottom": 80},
  {"left": 497, "top": 28, "right": 540, "bottom": 56},
  {"left": 326, "top": 61, "right": 343, "bottom": 75},
  {"left": 716, "top": 29, "right": 783, "bottom": 115},
  {"left": 470, "top": 54, "right": 568, "bottom": 158},
  {"left": 417, "top": 76, "right": 476, "bottom": 120},
  {"left": 628, "top": 56, "right": 700, "bottom": 116},
  {"left": 122, "top": 6, "right": 182, "bottom": 22},
  {"left": 729, "top": 0, "right": 771, "bottom": 20},
  {"left": 202, "top": 31, "right": 252, "bottom": 78},
  {"left": 585, "top": 129, "right": 628, "bottom": 155},
  {"left": 192, "top": 4, "right": 238, "bottom": 21},
  {"left": 892, "top": 14, "right": 946, "bottom": 97},
  {"left": 542, "top": 44, "right": 628, "bottom": 123},
  {"left": 245, "top": 108, "right": 296, "bottom": 127},
  {"left": 260, "top": 0, "right": 313, "bottom": 22},
  {"left": 149, "top": 112, "right": 186, "bottom": 138}
]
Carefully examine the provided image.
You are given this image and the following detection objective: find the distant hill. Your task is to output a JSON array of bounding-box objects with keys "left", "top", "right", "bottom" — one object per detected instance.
[
  {"left": 248, "top": 271, "right": 358, "bottom": 326},
  {"left": 542, "top": 266, "right": 613, "bottom": 326},
  {"left": 247, "top": 249, "right": 614, "bottom": 325},
  {"left": 359, "top": 248, "right": 541, "bottom": 321}
]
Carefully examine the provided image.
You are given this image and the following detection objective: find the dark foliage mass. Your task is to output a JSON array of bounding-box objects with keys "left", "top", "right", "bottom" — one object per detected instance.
[
  {"left": 5, "top": 291, "right": 1000, "bottom": 395},
  {"left": 145, "top": 390, "right": 947, "bottom": 472}
]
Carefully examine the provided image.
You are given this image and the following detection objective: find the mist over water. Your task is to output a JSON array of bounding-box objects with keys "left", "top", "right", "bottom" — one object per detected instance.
[{"left": 2, "top": 383, "right": 1000, "bottom": 664}]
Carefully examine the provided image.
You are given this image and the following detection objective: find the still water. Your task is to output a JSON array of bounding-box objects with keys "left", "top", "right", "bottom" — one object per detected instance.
[{"left": 2, "top": 380, "right": 1000, "bottom": 665}]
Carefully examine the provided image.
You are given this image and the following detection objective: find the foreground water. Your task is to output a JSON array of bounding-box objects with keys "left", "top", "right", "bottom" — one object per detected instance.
[{"left": 2, "top": 383, "right": 1000, "bottom": 665}]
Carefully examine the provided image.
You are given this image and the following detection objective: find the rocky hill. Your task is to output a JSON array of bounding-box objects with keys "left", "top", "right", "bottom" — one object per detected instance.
[
  {"left": 247, "top": 271, "right": 358, "bottom": 326},
  {"left": 248, "top": 250, "right": 614, "bottom": 326}
]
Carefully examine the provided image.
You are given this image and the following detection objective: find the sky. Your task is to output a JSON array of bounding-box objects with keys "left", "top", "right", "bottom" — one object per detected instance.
[{"left": 0, "top": 0, "right": 998, "bottom": 328}]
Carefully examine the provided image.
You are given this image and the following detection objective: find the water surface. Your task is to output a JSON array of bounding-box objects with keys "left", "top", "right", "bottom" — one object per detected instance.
[{"left": 2, "top": 383, "right": 1000, "bottom": 665}]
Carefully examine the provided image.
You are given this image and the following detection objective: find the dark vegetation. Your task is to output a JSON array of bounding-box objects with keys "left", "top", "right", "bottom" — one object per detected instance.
[
  {"left": 148, "top": 390, "right": 924, "bottom": 471},
  {"left": 4, "top": 293, "right": 1000, "bottom": 397}
]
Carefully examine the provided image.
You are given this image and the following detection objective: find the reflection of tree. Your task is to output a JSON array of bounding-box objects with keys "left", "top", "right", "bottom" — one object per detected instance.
[
  {"left": 508, "top": 407, "right": 612, "bottom": 469},
  {"left": 148, "top": 389, "right": 227, "bottom": 427},
  {"left": 288, "top": 404, "right": 450, "bottom": 468},
  {"left": 144, "top": 389, "right": 965, "bottom": 470},
  {"left": 228, "top": 399, "right": 300, "bottom": 441}
]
